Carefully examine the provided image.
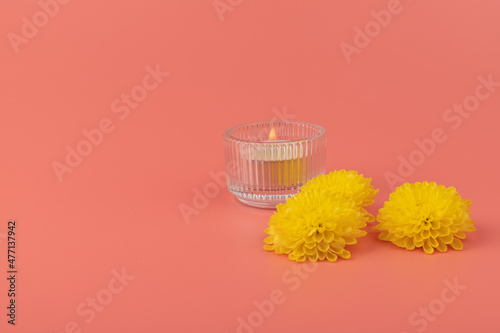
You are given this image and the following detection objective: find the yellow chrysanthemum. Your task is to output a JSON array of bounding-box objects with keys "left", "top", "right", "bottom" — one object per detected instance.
[
  {"left": 264, "top": 191, "right": 369, "bottom": 262},
  {"left": 301, "top": 170, "right": 379, "bottom": 221},
  {"left": 374, "top": 182, "right": 476, "bottom": 254}
]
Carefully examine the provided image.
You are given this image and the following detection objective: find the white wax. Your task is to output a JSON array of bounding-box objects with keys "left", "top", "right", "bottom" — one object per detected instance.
[{"left": 244, "top": 142, "right": 304, "bottom": 162}]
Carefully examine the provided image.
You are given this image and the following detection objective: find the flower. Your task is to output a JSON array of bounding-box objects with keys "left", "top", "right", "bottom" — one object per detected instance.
[
  {"left": 300, "top": 170, "right": 379, "bottom": 221},
  {"left": 374, "top": 182, "right": 476, "bottom": 254},
  {"left": 264, "top": 190, "right": 369, "bottom": 262}
]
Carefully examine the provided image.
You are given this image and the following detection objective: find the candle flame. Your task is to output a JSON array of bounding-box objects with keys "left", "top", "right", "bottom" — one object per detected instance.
[{"left": 269, "top": 127, "right": 277, "bottom": 141}]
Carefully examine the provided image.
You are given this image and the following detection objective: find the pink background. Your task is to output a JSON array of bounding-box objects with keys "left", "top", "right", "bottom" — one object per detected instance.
[{"left": 1, "top": 0, "right": 499, "bottom": 332}]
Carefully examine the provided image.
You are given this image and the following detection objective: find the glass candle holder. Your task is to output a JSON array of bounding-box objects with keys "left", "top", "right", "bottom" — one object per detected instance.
[{"left": 223, "top": 121, "right": 326, "bottom": 208}]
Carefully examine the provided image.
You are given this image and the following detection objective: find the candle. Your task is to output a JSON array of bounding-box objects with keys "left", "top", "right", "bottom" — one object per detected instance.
[
  {"left": 252, "top": 127, "right": 305, "bottom": 188},
  {"left": 223, "top": 121, "right": 326, "bottom": 208}
]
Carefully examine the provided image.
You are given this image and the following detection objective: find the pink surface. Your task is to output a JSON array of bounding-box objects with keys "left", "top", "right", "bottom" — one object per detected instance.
[{"left": 1, "top": 0, "right": 499, "bottom": 332}]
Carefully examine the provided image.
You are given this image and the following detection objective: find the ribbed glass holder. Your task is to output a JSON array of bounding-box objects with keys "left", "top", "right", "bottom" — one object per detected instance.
[{"left": 223, "top": 121, "right": 326, "bottom": 208}]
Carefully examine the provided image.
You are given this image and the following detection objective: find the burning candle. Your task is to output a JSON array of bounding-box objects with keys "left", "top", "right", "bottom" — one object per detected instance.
[
  {"left": 253, "top": 127, "right": 305, "bottom": 188},
  {"left": 224, "top": 121, "right": 326, "bottom": 208}
]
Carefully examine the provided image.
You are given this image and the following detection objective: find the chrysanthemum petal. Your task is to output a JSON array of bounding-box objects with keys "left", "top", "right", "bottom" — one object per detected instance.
[
  {"left": 430, "top": 229, "right": 439, "bottom": 238},
  {"left": 318, "top": 251, "right": 326, "bottom": 261},
  {"left": 305, "top": 246, "right": 316, "bottom": 256},
  {"left": 264, "top": 236, "right": 274, "bottom": 244},
  {"left": 324, "top": 230, "right": 334, "bottom": 242},
  {"left": 438, "top": 225, "right": 450, "bottom": 237},
  {"left": 305, "top": 241, "right": 316, "bottom": 249},
  {"left": 378, "top": 230, "right": 390, "bottom": 241},
  {"left": 338, "top": 249, "right": 351, "bottom": 259},
  {"left": 404, "top": 224, "right": 414, "bottom": 235},
  {"left": 423, "top": 241, "right": 434, "bottom": 254},
  {"left": 308, "top": 251, "right": 319, "bottom": 262},
  {"left": 293, "top": 245, "right": 305, "bottom": 257},
  {"left": 428, "top": 237, "right": 439, "bottom": 248},
  {"left": 462, "top": 223, "right": 476, "bottom": 233},
  {"left": 294, "top": 254, "right": 306, "bottom": 262},
  {"left": 441, "top": 218, "right": 453, "bottom": 226},
  {"left": 404, "top": 237, "right": 415, "bottom": 250},
  {"left": 318, "top": 239, "right": 329, "bottom": 252},
  {"left": 440, "top": 234, "right": 454, "bottom": 244},
  {"left": 263, "top": 244, "right": 275, "bottom": 251},
  {"left": 414, "top": 238, "right": 425, "bottom": 248},
  {"left": 343, "top": 236, "right": 357, "bottom": 245},
  {"left": 312, "top": 232, "right": 323, "bottom": 243},
  {"left": 414, "top": 233, "right": 424, "bottom": 243},
  {"left": 436, "top": 239, "right": 448, "bottom": 252},
  {"left": 351, "top": 229, "right": 367, "bottom": 238},
  {"left": 451, "top": 238, "right": 464, "bottom": 250},
  {"left": 422, "top": 229, "right": 431, "bottom": 239},
  {"left": 326, "top": 252, "right": 338, "bottom": 262},
  {"left": 431, "top": 220, "right": 440, "bottom": 229}
]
